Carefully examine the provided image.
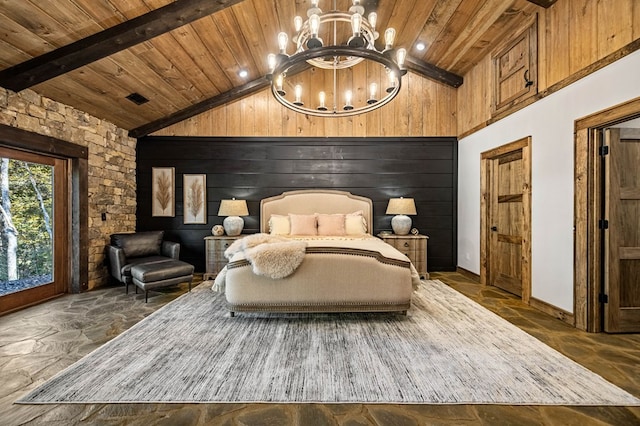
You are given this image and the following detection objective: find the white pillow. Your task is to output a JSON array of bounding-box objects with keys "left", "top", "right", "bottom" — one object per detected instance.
[
  {"left": 269, "top": 215, "right": 290, "bottom": 235},
  {"left": 345, "top": 210, "right": 367, "bottom": 235}
]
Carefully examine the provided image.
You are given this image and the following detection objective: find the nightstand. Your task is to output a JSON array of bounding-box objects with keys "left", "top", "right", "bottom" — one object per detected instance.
[
  {"left": 203, "top": 235, "right": 243, "bottom": 280},
  {"left": 378, "top": 234, "right": 429, "bottom": 279}
]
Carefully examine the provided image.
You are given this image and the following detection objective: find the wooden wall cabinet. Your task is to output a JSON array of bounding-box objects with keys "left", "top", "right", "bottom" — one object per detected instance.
[
  {"left": 378, "top": 234, "right": 429, "bottom": 280},
  {"left": 492, "top": 19, "right": 538, "bottom": 114}
]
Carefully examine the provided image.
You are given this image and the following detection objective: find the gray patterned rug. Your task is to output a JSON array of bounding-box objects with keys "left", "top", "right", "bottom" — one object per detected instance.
[{"left": 17, "top": 280, "right": 640, "bottom": 405}]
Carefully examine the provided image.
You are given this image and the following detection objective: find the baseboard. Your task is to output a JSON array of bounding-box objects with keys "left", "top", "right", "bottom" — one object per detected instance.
[
  {"left": 529, "top": 297, "right": 575, "bottom": 326},
  {"left": 454, "top": 267, "right": 576, "bottom": 328},
  {"left": 456, "top": 266, "right": 480, "bottom": 283}
]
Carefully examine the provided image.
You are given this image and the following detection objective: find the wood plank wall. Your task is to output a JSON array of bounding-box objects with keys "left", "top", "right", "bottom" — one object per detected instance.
[
  {"left": 458, "top": 0, "right": 640, "bottom": 135},
  {"left": 136, "top": 137, "right": 457, "bottom": 273},
  {"left": 152, "top": 72, "right": 457, "bottom": 137}
]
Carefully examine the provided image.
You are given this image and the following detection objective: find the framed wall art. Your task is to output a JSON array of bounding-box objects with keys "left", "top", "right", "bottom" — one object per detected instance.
[
  {"left": 151, "top": 167, "right": 175, "bottom": 217},
  {"left": 183, "top": 174, "right": 207, "bottom": 224}
]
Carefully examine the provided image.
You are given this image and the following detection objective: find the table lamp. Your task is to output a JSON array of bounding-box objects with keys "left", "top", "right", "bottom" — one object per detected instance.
[
  {"left": 218, "top": 198, "right": 249, "bottom": 236},
  {"left": 386, "top": 197, "right": 417, "bottom": 235}
]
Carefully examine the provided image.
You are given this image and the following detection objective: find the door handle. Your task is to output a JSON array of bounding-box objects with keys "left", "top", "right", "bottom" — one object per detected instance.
[{"left": 491, "top": 226, "right": 498, "bottom": 231}]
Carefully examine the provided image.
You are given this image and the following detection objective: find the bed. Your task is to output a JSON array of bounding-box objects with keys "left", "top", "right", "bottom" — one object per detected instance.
[{"left": 216, "top": 190, "right": 420, "bottom": 315}]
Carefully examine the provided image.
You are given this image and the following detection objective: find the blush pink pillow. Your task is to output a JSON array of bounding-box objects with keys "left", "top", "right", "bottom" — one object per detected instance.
[
  {"left": 289, "top": 214, "right": 317, "bottom": 235},
  {"left": 317, "top": 214, "right": 346, "bottom": 236}
]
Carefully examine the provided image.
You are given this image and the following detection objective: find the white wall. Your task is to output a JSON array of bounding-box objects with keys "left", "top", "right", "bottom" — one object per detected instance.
[{"left": 457, "top": 49, "right": 640, "bottom": 313}]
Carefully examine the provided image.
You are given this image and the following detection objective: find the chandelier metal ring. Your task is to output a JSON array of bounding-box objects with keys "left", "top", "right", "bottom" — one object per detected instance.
[
  {"left": 268, "top": 46, "right": 403, "bottom": 117},
  {"left": 266, "top": 0, "right": 407, "bottom": 118}
]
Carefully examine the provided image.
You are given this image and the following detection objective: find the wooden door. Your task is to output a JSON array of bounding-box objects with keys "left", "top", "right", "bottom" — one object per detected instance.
[
  {"left": 481, "top": 137, "right": 531, "bottom": 302},
  {"left": 488, "top": 150, "right": 525, "bottom": 296},
  {"left": 0, "top": 147, "right": 69, "bottom": 315},
  {"left": 604, "top": 128, "right": 640, "bottom": 332}
]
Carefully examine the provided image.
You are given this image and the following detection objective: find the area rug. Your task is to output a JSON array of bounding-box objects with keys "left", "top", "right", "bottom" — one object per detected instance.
[{"left": 17, "top": 280, "right": 640, "bottom": 405}]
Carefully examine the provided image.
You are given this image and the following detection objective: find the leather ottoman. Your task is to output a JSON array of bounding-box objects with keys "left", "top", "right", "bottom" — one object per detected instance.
[{"left": 130, "top": 259, "right": 194, "bottom": 302}]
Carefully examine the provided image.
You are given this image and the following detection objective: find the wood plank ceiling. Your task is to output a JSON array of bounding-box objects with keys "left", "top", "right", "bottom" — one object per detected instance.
[{"left": 0, "top": 0, "right": 548, "bottom": 137}]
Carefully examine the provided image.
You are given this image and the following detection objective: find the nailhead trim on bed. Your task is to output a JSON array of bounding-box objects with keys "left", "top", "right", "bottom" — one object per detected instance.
[{"left": 226, "top": 247, "right": 411, "bottom": 271}]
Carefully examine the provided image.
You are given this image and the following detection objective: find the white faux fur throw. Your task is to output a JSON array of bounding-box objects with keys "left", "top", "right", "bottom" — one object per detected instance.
[
  {"left": 223, "top": 233, "right": 291, "bottom": 260},
  {"left": 213, "top": 234, "right": 307, "bottom": 293},
  {"left": 244, "top": 240, "right": 307, "bottom": 279}
]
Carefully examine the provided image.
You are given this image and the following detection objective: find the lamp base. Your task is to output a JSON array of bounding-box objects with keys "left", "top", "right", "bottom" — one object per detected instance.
[
  {"left": 391, "top": 215, "right": 412, "bottom": 235},
  {"left": 223, "top": 216, "right": 244, "bottom": 236}
]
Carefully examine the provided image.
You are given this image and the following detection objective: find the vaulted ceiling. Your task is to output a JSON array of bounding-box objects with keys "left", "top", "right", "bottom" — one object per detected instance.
[{"left": 0, "top": 0, "right": 553, "bottom": 137}]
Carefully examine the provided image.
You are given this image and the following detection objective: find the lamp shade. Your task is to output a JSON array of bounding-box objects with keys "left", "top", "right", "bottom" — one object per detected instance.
[
  {"left": 217, "top": 199, "right": 249, "bottom": 217},
  {"left": 385, "top": 198, "right": 417, "bottom": 215}
]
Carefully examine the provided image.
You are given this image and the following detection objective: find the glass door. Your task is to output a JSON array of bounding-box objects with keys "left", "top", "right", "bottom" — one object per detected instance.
[{"left": 0, "top": 147, "right": 68, "bottom": 315}]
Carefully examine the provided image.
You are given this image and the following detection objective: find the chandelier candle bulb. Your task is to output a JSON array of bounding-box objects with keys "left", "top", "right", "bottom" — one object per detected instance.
[
  {"left": 276, "top": 75, "right": 285, "bottom": 96},
  {"left": 278, "top": 32, "right": 288, "bottom": 54},
  {"left": 318, "top": 91, "right": 327, "bottom": 111},
  {"left": 368, "top": 82, "right": 378, "bottom": 104},
  {"left": 397, "top": 48, "right": 407, "bottom": 68},
  {"left": 267, "top": 54, "right": 276, "bottom": 73},
  {"left": 387, "top": 71, "right": 396, "bottom": 93},
  {"left": 384, "top": 28, "right": 396, "bottom": 50},
  {"left": 294, "top": 85, "right": 303, "bottom": 106},
  {"left": 294, "top": 16, "right": 303, "bottom": 32},
  {"left": 351, "top": 13, "right": 362, "bottom": 36},
  {"left": 344, "top": 90, "right": 353, "bottom": 110},
  {"left": 309, "top": 14, "right": 320, "bottom": 37},
  {"left": 368, "top": 12, "right": 377, "bottom": 31}
]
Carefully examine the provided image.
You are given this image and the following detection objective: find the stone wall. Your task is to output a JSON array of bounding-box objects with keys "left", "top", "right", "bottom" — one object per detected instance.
[{"left": 0, "top": 87, "right": 136, "bottom": 290}]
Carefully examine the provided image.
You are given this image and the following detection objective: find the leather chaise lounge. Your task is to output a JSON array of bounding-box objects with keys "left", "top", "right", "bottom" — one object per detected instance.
[{"left": 107, "top": 231, "right": 194, "bottom": 302}]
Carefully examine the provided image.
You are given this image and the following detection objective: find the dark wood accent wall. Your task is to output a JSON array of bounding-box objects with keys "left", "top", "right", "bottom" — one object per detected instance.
[{"left": 136, "top": 137, "right": 457, "bottom": 272}]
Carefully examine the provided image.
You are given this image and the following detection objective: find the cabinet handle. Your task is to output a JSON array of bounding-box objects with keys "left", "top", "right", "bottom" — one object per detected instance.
[
  {"left": 524, "top": 69, "right": 534, "bottom": 88},
  {"left": 224, "top": 243, "right": 230, "bottom": 248},
  {"left": 404, "top": 242, "right": 410, "bottom": 247}
]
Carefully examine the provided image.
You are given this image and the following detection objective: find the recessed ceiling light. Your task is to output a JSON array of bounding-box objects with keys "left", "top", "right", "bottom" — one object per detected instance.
[
  {"left": 238, "top": 69, "right": 248, "bottom": 78},
  {"left": 415, "top": 42, "right": 426, "bottom": 51}
]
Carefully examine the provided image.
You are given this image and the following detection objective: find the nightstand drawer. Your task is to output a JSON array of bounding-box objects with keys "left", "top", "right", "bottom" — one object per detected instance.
[{"left": 396, "top": 238, "right": 417, "bottom": 252}]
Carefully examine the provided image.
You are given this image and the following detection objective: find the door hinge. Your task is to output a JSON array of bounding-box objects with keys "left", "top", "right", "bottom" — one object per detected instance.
[
  {"left": 598, "top": 219, "right": 609, "bottom": 230},
  {"left": 599, "top": 145, "right": 609, "bottom": 156},
  {"left": 599, "top": 293, "right": 609, "bottom": 304}
]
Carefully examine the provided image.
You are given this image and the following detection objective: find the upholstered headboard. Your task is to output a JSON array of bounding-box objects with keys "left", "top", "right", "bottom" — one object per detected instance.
[{"left": 260, "top": 190, "right": 373, "bottom": 234}]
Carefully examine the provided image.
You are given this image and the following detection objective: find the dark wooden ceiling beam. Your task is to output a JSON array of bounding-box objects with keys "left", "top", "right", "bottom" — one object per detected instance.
[
  {"left": 0, "top": 0, "right": 245, "bottom": 92},
  {"left": 525, "top": 0, "right": 558, "bottom": 7},
  {"left": 129, "top": 78, "right": 270, "bottom": 138},
  {"left": 405, "top": 57, "right": 464, "bottom": 88}
]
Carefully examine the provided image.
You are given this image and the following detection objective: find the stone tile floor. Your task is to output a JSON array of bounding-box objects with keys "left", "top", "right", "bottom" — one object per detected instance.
[{"left": 0, "top": 272, "right": 639, "bottom": 425}]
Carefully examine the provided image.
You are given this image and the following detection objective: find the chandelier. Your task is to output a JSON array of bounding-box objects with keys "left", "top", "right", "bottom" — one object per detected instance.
[{"left": 266, "top": 0, "right": 407, "bottom": 117}]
